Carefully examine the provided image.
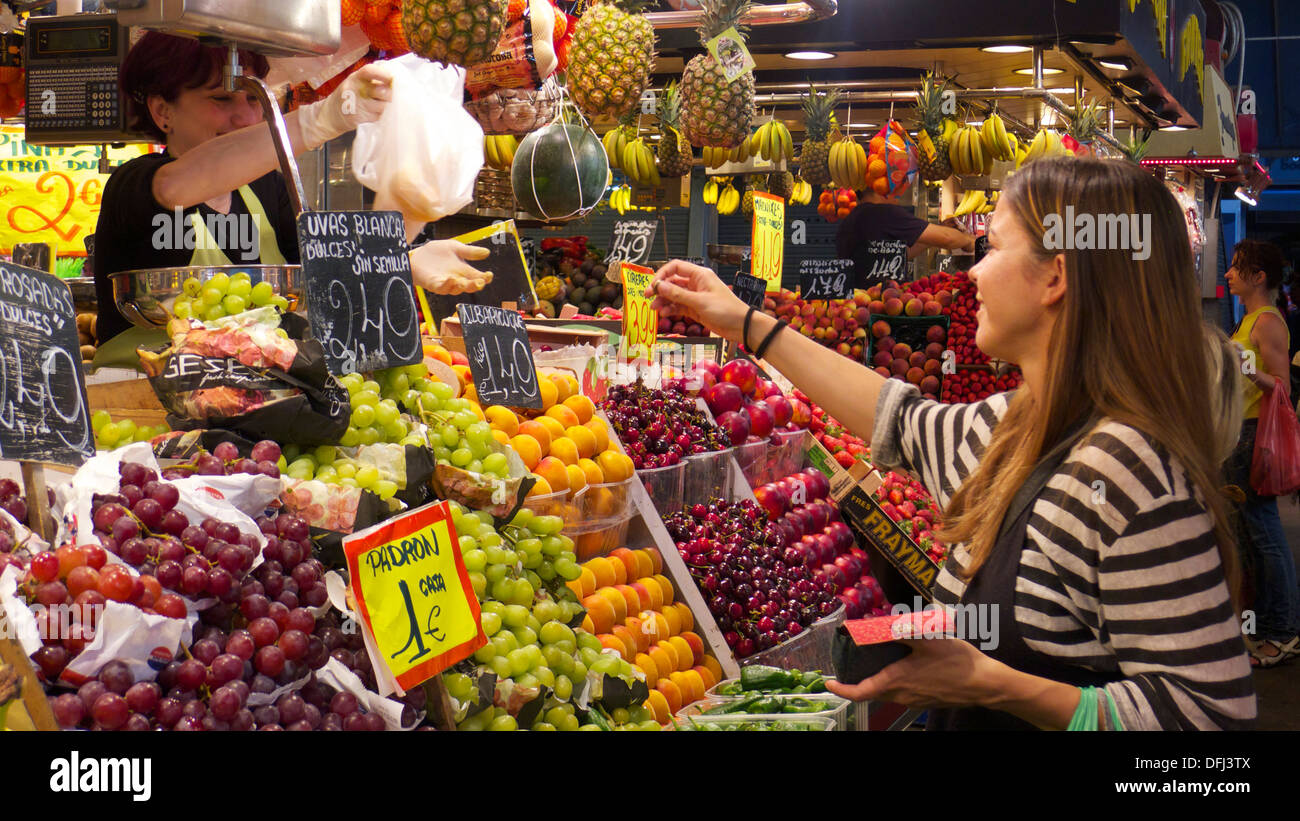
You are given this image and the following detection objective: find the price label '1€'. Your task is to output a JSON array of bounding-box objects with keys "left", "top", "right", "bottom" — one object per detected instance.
[
  {"left": 343, "top": 502, "right": 487, "bottom": 691},
  {"left": 620, "top": 262, "right": 657, "bottom": 363},
  {"left": 751, "top": 192, "right": 785, "bottom": 292}
]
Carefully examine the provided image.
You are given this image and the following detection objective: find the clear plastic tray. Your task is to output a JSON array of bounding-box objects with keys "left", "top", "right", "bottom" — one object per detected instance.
[
  {"left": 735, "top": 439, "right": 770, "bottom": 488},
  {"left": 636, "top": 461, "right": 685, "bottom": 514},
  {"left": 678, "top": 694, "right": 850, "bottom": 731},
  {"left": 566, "top": 478, "right": 636, "bottom": 560},
  {"left": 670, "top": 714, "right": 837, "bottom": 731},
  {"left": 682, "top": 448, "right": 734, "bottom": 506},
  {"left": 771, "top": 429, "right": 807, "bottom": 479}
]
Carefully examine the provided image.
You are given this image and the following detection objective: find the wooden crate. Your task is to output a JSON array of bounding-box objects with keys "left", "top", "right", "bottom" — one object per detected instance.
[{"left": 86, "top": 376, "right": 168, "bottom": 428}]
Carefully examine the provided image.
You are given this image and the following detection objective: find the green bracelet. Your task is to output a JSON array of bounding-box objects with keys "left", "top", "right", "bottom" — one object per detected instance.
[{"left": 1067, "top": 686, "right": 1126, "bottom": 731}]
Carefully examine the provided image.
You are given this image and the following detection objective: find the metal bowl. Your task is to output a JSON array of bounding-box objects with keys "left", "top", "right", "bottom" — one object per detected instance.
[
  {"left": 707, "top": 244, "right": 750, "bottom": 266},
  {"left": 64, "top": 277, "right": 98, "bottom": 311},
  {"left": 111, "top": 265, "right": 303, "bottom": 328}
]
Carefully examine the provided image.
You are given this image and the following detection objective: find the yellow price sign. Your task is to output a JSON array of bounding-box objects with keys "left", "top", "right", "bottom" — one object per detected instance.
[
  {"left": 620, "top": 262, "right": 657, "bottom": 362},
  {"left": 343, "top": 501, "right": 486, "bottom": 691},
  {"left": 751, "top": 192, "right": 785, "bottom": 292}
]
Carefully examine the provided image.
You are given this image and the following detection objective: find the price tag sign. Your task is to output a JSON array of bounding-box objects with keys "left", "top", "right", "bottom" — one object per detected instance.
[
  {"left": 520, "top": 237, "right": 537, "bottom": 277},
  {"left": 605, "top": 219, "right": 657, "bottom": 266},
  {"left": 732, "top": 271, "right": 767, "bottom": 310},
  {"left": 750, "top": 192, "right": 785, "bottom": 292},
  {"left": 456, "top": 303, "right": 543, "bottom": 409},
  {"left": 344, "top": 502, "right": 487, "bottom": 691},
  {"left": 297, "top": 211, "right": 422, "bottom": 376},
  {"left": 857, "top": 239, "right": 909, "bottom": 288},
  {"left": 619, "top": 262, "right": 657, "bottom": 362},
  {"left": 798, "top": 258, "right": 855, "bottom": 301},
  {"left": 0, "top": 261, "right": 93, "bottom": 467}
]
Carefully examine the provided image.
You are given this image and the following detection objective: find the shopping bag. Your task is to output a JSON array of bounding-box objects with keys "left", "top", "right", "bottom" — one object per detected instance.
[
  {"left": 1250, "top": 382, "right": 1300, "bottom": 496},
  {"left": 352, "top": 53, "right": 482, "bottom": 224}
]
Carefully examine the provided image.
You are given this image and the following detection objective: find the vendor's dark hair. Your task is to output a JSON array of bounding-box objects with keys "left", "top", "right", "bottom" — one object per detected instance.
[
  {"left": 120, "top": 32, "right": 270, "bottom": 141},
  {"left": 1231, "top": 238, "right": 1287, "bottom": 310}
]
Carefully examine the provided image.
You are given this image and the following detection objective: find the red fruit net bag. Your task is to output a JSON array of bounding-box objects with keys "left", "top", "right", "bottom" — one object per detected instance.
[
  {"left": 865, "top": 120, "right": 917, "bottom": 198},
  {"left": 1251, "top": 384, "right": 1300, "bottom": 496}
]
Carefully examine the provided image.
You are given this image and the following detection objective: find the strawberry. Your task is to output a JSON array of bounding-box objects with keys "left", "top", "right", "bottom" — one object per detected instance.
[
  {"left": 880, "top": 502, "right": 899, "bottom": 520},
  {"left": 846, "top": 443, "right": 868, "bottom": 457},
  {"left": 899, "top": 501, "right": 917, "bottom": 519},
  {"left": 834, "top": 451, "right": 856, "bottom": 469},
  {"left": 889, "top": 488, "right": 904, "bottom": 506}
]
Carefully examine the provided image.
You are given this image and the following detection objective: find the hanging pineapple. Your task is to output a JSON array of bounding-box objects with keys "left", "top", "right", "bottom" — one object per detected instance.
[
  {"left": 680, "top": 0, "right": 756, "bottom": 149},
  {"left": 567, "top": 0, "right": 656, "bottom": 122},
  {"left": 914, "top": 72, "right": 956, "bottom": 182},
  {"left": 402, "top": 0, "right": 509, "bottom": 68},
  {"left": 741, "top": 173, "right": 765, "bottom": 216},
  {"left": 797, "top": 83, "right": 840, "bottom": 186},
  {"left": 656, "top": 81, "right": 695, "bottom": 177},
  {"left": 767, "top": 171, "right": 794, "bottom": 201}
]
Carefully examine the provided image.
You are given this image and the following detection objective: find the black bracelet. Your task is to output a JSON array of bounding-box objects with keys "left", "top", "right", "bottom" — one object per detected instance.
[
  {"left": 754, "top": 319, "right": 787, "bottom": 360},
  {"left": 742, "top": 306, "right": 755, "bottom": 351}
]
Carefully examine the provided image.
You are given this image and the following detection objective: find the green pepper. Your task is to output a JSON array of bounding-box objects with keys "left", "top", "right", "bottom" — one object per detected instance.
[
  {"left": 789, "top": 684, "right": 809, "bottom": 694},
  {"left": 800, "top": 671, "right": 824, "bottom": 687},
  {"left": 588, "top": 705, "right": 614, "bottom": 731},
  {"left": 782, "top": 698, "right": 826, "bottom": 714},
  {"left": 740, "top": 665, "right": 796, "bottom": 692},
  {"left": 716, "top": 681, "right": 743, "bottom": 696},
  {"left": 748, "top": 696, "right": 784, "bottom": 714},
  {"left": 723, "top": 695, "right": 763, "bottom": 714}
]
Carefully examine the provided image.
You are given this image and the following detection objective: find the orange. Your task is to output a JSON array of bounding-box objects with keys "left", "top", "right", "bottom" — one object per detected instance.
[
  {"left": 577, "top": 458, "right": 604, "bottom": 486},
  {"left": 517, "top": 421, "right": 552, "bottom": 455},
  {"left": 660, "top": 605, "right": 682, "bottom": 637},
  {"left": 538, "top": 377, "right": 558, "bottom": 409},
  {"left": 680, "top": 631, "right": 706, "bottom": 661},
  {"left": 484, "top": 405, "right": 519, "bottom": 437},
  {"left": 645, "top": 690, "right": 671, "bottom": 723},
  {"left": 491, "top": 429, "right": 510, "bottom": 446},
  {"left": 600, "top": 632, "right": 633, "bottom": 661},
  {"left": 582, "top": 594, "right": 616, "bottom": 634},
  {"left": 549, "top": 436, "right": 579, "bottom": 466},
  {"left": 585, "top": 557, "right": 617, "bottom": 589},
  {"left": 610, "top": 626, "right": 639, "bottom": 660},
  {"left": 654, "top": 640, "right": 680, "bottom": 674},
  {"left": 535, "top": 415, "right": 566, "bottom": 442},
  {"left": 585, "top": 417, "right": 610, "bottom": 452},
  {"left": 643, "top": 547, "right": 664, "bottom": 575},
  {"left": 631, "top": 550, "right": 654, "bottom": 580},
  {"left": 651, "top": 574, "right": 675, "bottom": 606},
  {"left": 692, "top": 664, "right": 718, "bottom": 691},
  {"left": 609, "top": 548, "right": 639, "bottom": 581},
  {"left": 673, "top": 602, "right": 694, "bottom": 632},
  {"left": 595, "top": 450, "right": 634, "bottom": 483},
  {"left": 526, "top": 475, "right": 552, "bottom": 497},
  {"left": 655, "top": 678, "right": 683, "bottom": 714},
  {"left": 509, "top": 435, "right": 542, "bottom": 471},
  {"left": 565, "top": 425, "right": 598, "bottom": 459},
  {"left": 565, "top": 464, "right": 588, "bottom": 496},
  {"left": 597, "top": 587, "right": 628, "bottom": 623},
  {"left": 545, "top": 404, "right": 581, "bottom": 429},
  {"left": 701, "top": 654, "right": 723, "bottom": 685},
  {"left": 634, "top": 652, "right": 660, "bottom": 687},
  {"left": 647, "top": 645, "right": 674, "bottom": 683},
  {"left": 624, "top": 616, "right": 651, "bottom": 654},
  {"left": 614, "top": 584, "right": 640, "bottom": 618},
  {"left": 549, "top": 373, "right": 573, "bottom": 403},
  {"left": 562, "top": 394, "right": 595, "bottom": 424},
  {"left": 667, "top": 636, "right": 694, "bottom": 671}
]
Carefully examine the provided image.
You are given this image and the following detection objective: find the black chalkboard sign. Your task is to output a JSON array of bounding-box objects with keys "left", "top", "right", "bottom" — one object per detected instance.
[
  {"left": 974, "top": 234, "right": 989, "bottom": 264},
  {"left": 0, "top": 262, "right": 94, "bottom": 467},
  {"left": 456, "top": 304, "right": 542, "bottom": 409},
  {"left": 604, "top": 219, "right": 657, "bottom": 266},
  {"left": 857, "top": 239, "right": 909, "bottom": 287},
  {"left": 296, "top": 211, "right": 423, "bottom": 376},
  {"left": 422, "top": 221, "right": 537, "bottom": 326},
  {"left": 732, "top": 272, "right": 767, "bottom": 310},
  {"left": 520, "top": 237, "right": 537, "bottom": 277},
  {"left": 798, "top": 258, "right": 855, "bottom": 301}
]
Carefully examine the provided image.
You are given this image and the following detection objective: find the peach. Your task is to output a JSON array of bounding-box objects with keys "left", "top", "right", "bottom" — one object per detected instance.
[
  {"left": 891, "top": 359, "right": 910, "bottom": 376},
  {"left": 654, "top": 640, "right": 680, "bottom": 675},
  {"left": 510, "top": 435, "right": 543, "bottom": 471},
  {"left": 906, "top": 366, "right": 925, "bottom": 385},
  {"left": 925, "top": 342, "right": 945, "bottom": 359},
  {"left": 923, "top": 359, "right": 943, "bottom": 377},
  {"left": 582, "top": 594, "right": 617, "bottom": 634},
  {"left": 635, "top": 652, "right": 660, "bottom": 687},
  {"left": 866, "top": 284, "right": 882, "bottom": 300},
  {"left": 655, "top": 678, "right": 683, "bottom": 714},
  {"left": 882, "top": 287, "right": 902, "bottom": 302},
  {"left": 908, "top": 350, "right": 927, "bottom": 368},
  {"left": 609, "top": 548, "right": 640, "bottom": 581},
  {"left": 611, "top": 625, "right": 639, "bottom": 659},
  {"left": 598, "top": 587, "right": 628, "bottom": 622},
  {"left": 643, "top": 547, "right": 664, "bottom": 574},
  {"left": 651, "top": 574, "right": 675, "bottom": 606},
  {"left": 923, "top": 301, "right": 943, "bottom": 315},
  {"left": 534, "top": 456, "right": 570, "bottom": 493},
  {"left": 701, "top": 654, "right": 723, "bottom": 684},
  {"left": 673, "top": 602, "right": 694, "bottom": 632},
  {"left": 936, "top": 289, "right": 953, "bottom": 306},
  {"left": 893, "top": 343, "right": 913, "bottom": 359},
  {"left": 921, "top": 375, "right": 941, "bottom": 394},
  {"left": 692, "top": 664, "right": 718, "bottom": 691},
  {"left": 624, "top": 617, "right": 651, "bottom": 654},
  {"left": 680, "top": 631, "right": 706, "bottom": 661},
  {"left": 614, "top": 584, "right": 641, "bottom": 616},
  {"left": 884, "top": 298, "right": 903, "bottom": 316},
  {"left": 645, "top": 689, "right": 671, "bottom": 723},
  {"left": 517, "top": 420, "right": 552, "bottom": 455},
  {"left": 868, "top": 299, "right": 885, "bottom": 315},
  {"left": 632, "top": 550, "right": 655, "bottom": 579},
  {"left": 586, "top": 557, "right": 617, "bottom": 588},
  {"left": 926, "top": 324, "right": 947, "bottom": 343},
  {"left": 874, "top": 366, "right": 892, "bottom": 378},
  {"left": 660, "top": 604, "right": 682, "bottom": 637},
  {"left": 904, "top": 298, "right": 923, "bottom": 316},
  {"left": 871, "top": 320, "right": 890, "bottom": 338},
  {"left": 599, "top": 632, "right": 631, "bottom": 660}
]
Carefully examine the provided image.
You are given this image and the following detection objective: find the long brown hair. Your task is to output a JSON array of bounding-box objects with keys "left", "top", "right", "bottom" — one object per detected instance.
[{"left": 939, "top": 157, "right": 1239, "bottom": 601}]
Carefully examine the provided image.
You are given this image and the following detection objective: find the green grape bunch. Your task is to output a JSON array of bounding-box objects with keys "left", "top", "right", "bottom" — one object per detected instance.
[
  {"left": 172, "top": 271, "right": 289, "bottom": 323},
  {"left": 92, "top": 409, "right": 169, "bottom": 451}
]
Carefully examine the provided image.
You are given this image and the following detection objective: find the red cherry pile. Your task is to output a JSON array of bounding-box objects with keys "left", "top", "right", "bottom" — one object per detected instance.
[{"left": 601, "top": 381, "right": 730, "bottom": 469}]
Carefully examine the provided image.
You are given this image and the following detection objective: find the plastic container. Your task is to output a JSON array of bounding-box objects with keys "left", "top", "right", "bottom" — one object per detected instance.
[
  {"left": 636, "top": 461, "right": 685, "bottom": 514},
  {"left": 771, "top": 429, "right": 807, "bottom": 479},
  {"left": 670, "top": 714, "right": 837, "bottom": 731},
  {"left": 738, "top": 603, "right": 846, "bottom": 674},
  {"left": 678, "top": 693, "right": 851, "bottom": 731},
  {"left": 521, "top": 488, "right": 571, "bottom": 519},
  {"left": 735, "top": 438, "right": 770, "bottom": 488},
  {"left": 682, "top": 447, "right": 734, "bottom": 506},
  {"left": 567, "top": 478, "right": 637, "bottom": 560}
]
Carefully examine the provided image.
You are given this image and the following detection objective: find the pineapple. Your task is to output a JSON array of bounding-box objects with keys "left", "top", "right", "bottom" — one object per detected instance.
[
  {"left": 798, "top": 83, "right": 840, "bottom": 186},
  {"left": 402, "top": 0, "right": 509, "bottom": 68},
  {"left": 767, "top": 171, "right": 794, "bottom": 201},
  {"left": 741, "top": 173, "right": 765, "bottom": 215},
  {"left": 656, "top": 81, "right": 695, "bottom": 177},
  {"left": 568, "top": 0, "right": 656, "bottom": 122},
  {"left": 914, "top": 72, "right": 953, "bottom": 182},
  {"left": 680, "top": 0, "right": 756, "bottom": 149}
]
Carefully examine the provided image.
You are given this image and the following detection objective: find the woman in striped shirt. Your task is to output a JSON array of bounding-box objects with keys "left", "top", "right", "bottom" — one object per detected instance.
[{"left": 647, "top": 157, "right": 1254, "bottom": 730}]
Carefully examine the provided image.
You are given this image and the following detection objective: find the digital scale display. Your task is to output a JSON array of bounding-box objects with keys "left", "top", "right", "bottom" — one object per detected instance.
[{"left": 38, "top": 25, "right": 113, "bottom": 56}]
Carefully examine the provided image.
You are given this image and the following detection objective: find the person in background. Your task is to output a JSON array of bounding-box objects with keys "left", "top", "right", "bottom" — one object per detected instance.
[
  {"left": 835, "top": 186, "right": 975, "bottom": 286},
  {"left": 1225, "top": 238, "right": 1299, "bottom": 667}
]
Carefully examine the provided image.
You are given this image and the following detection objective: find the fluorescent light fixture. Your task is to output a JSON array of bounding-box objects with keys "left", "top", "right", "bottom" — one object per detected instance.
[
  {"left": 1015, "top": 67, "right": 1063, "bottom": 75},
  {"left": 1234, "top": 187, "right": 1257, "bottom": 206},
  {"left": 982, "top": 45, "right": 1032, "bottom": 53},
  {"left": 1160, "top": 124, "right": 1189, "bottom": 131},
  {"left": 1098, "top": 56, "right": 1133, "bottom": 71},
  {"left": 786, "top": 50, "right": 835, "bottom": 60}
]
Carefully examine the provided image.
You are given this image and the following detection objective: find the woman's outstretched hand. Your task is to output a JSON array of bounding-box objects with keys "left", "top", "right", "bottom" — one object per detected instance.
[{"left": 647, "top": 259, "right": 749, "bottom": 344}]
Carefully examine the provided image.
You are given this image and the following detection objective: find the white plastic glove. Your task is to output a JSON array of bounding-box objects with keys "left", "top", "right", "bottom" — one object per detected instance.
[
  {"left": 298, "top": 62, "right": 396, "bottom": 150},
  {"left": 410, "top": 240, "right": 494, "bottom": 295}
]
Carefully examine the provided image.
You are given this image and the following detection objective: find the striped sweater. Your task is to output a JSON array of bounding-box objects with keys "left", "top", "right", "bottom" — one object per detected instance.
[{"left": 871, "top": 380, "right": 1256, "bottom": 730}]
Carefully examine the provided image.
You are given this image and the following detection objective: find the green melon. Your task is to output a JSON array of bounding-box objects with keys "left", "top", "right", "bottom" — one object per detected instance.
[{"left": 511, "top": 123, "right": 610, "bottom": 221}]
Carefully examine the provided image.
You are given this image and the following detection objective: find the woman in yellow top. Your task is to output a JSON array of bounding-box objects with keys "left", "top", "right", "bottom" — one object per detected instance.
[{"left": 1225, "top": 238, "right": 1298, "bottom": 666}]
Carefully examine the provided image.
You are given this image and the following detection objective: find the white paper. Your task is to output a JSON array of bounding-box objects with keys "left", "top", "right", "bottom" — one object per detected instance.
[
  {"left": 170, "top": 474, "right": 282, "bottom": 519},
  {"left": 317, "top": 657, "right": 422, "bottom": 731},
  {"left": 61, "top": 600, "right": 194, "bottom": 686},
  {"left": 0, "top": 564, "right": 42, "bottom": 655}
]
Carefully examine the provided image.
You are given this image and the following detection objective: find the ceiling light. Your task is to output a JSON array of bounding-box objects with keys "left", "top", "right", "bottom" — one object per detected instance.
[
  {"left": 1234, "top": 187, "right": 1257, "bottom": 206},
  {"left": 1097, "top": 56, "right": 1133, "bottom": 71},
  {"left": 1160, "top": 124, "right": 1189, "bottom": 131},
  {"left": 786, "top": 51, "right": 835, "bottom": 60},
  {"left": 1016, "top": 67, "right": 1063, "bottom": 75},
  {"left": 982, "top": 45, "right": 1032, "bottom": 53},
  {"left": 1044, "top": 87, "right": 1077, "bottom": 96}
]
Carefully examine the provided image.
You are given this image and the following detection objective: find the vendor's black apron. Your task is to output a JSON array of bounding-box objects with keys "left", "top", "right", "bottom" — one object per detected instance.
[{"left": 928, "top": 420, "right": 1122, "bottom": 731}]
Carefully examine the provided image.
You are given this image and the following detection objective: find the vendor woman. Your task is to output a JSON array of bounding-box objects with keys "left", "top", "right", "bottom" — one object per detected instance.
[{"left": 95, "top": 33, "right": 491, "bottom": 345}]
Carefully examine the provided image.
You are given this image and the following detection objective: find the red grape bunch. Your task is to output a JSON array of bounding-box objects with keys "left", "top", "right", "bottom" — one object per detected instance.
[{"left": 160, "top": 440, "right": 284, "bottom": 481}]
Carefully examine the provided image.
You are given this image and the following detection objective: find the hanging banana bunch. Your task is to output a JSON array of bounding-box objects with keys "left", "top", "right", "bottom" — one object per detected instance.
[
  {"left": 787, "top": 177, "right": 812, "bottom": 206},
  {"left": 602, "top": 125, "right": 634, "bottom": 172},
  {"left": 621, "top": 137, "right": 661, "bottom": 187},
  {"left": 609, "top": 185, "right": 634, "bottom": 215},
  {"left": 716, "top": 181, "right": 740, "bottom": 215},
  {"left": 754, "top": 119, "right": 795, "bottom": 164},
  {"left": 828, "top": 135, "right": 866, "bottom": 190},
  {"left": 703, "top": 145, "right": 731, "bottom": 168},
  {"left": 729, "top": 129, "right": 757, "bottom": 164},
  {"left": 703, "top": 178, "right": 719, "bottom": 204},
  {"left": 980, "top": 111, "right": 1015, "bottom": 162},
  {"left": 484, "top": 134, "right": 518, "bottom": 171},
  {"left": 1017, "top": 128, "right": 1069, "bottom": 168},
  {"left": 952, "top": 188, "right": 987, "bottom": 218},
  {"left": 948, "top": 124, "right": 986, "bottom": 176}
]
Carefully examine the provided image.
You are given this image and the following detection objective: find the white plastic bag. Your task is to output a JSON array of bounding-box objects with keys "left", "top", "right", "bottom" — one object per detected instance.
[
  {"left": 61, "top": 601, "right": 195, "bottom": 688},
  {"left": 353, "top": 53, "right": 483, "bottom": 224}
]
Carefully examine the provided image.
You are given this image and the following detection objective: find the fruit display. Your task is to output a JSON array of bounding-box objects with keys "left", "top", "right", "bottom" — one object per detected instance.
[
  {"left": 666, "top": 498, "right": 839, "bottom": 660},
  {"left": 752, "top": 119, "right": 794, "bottom": 164},
  {"left": 710, "top": 176, "right": 741, "bottom": 215},
  {"left": 600, "top": 381, "right": 730, "bottom": 469},
  {"left": 948, "top": 122, "right": 989, "bottom": 177},
  {"left": 345, "top": 0, "right": 410, "bottom": 54},
  {"left": 980, "top": 110, "right": 1016, "bottom": 162},
  {"left": 1018, "top": 127, "right": 1071, "bottom": 167},
  {"left": 655, "top": 81, "right": 695, "bottom": 178},
  {"left": 874, "top": 470, "right": 946, "bottom": 567},
  {"left": 483, "top": 133, "right": 519, "bottom": 171},
  {"left": 511, "top": 121, "right": 610, "bottom": 220},
  {"left": 77, "top": 312, "right": 97, "bottom": 368},
  {"left": 566, "top": 0, "right": 656, "bottom": 123},
  {"left": 171, "top": 271, "right": 290, "bottom": 323},
  {"left": 91, "top": 411, "right": 170, "bottom": 451},
  {"left": 828, "top": 134, "right": 866, "bottom": 191},
  {"left": 695, "top": 358, "right": 800, "bottom": 447},
  {"left": 714, "top": 664, "right": 830, "bottom": 695},
  {"left": 619, "top": 133, "right": 661, "bottom": 187},
  {"left": 797, "top": 83, "right": 840, "bottom": 186},
  {"left": 656, "top": 315, "right": 708, "bottom": 338},
  {"left": 785, "top": 177, "right": 813, "bottom": 205},
  {"left": 817, "top": 187, "right": 857, "bottom": 223},
  {"left": 867, "top": 317, "right": 947, "bottom": 400},
  {"left": 531, "top": 250, "right": 624, "bottom": 319},
  {"left": 679, "top": 0, "right": 756, "bottom": 148},
  {"left": 864, "top": 121, "right": 916, "bottom": 197},
  {"left": 765, "top": 288, "right": 871, "bottom": 360},
  {"left": 953, "top": 187, "right": 993, "bottom": 217},
  {"left": 601, "top": 115, "right": 638, "bottom": 173},
  {"left": 401, "top": 0, "right": 508, "bottom": 68},
  {"left": 913, "top": 73, "right": 956, "bottom": 182}
]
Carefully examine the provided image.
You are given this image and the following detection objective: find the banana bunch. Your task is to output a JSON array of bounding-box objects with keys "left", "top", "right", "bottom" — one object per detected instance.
[
  {"left": 484, "top": 134, "right": 518, "bottom": 171},
  {"left": 621, "top": 137, "right": 661, "bottom": 187},
  {"left": 979, "top": 191, "right": 999, "bottom": 215},
  {"left": 953, "top": 189, "right": 987, "bottom": 218},
  {"left": 1180, "top": 15, "right": 1203, "bottom": 92},
  {"left": 829, "top": 137, "right": 866, "bottom": 190},
  {"left": 729, "top": 131, "right": 756, "bottom": 164},
  {"left": 980, "top": 113, "right": 1015, "bottom": 162},
  {"left": 1018, "top": 129, "right": 1069, "bottom": 167},
  {"left": 703, "top": 145, "right": 731, "bottom": 168},
  {"left": 609, "top": 185, "right": 633, "bottom": 215},
  {"left": 754, "top": 120, "right": 794, "bottom": 163},
  {"left": 716, "top": 183, "right": 741, "bottom": 215},
  {"left": 703, "top": 178, "right": 719, "bottom": 204},
  {"left": 948, "top": 125, "right": 986, "bottom": 176},
  {"left": 788, "top": 177, "right": 813, "bottom": 205},
  {"left": 602, "top": 125, "right": 635, "bottom": 172}
]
